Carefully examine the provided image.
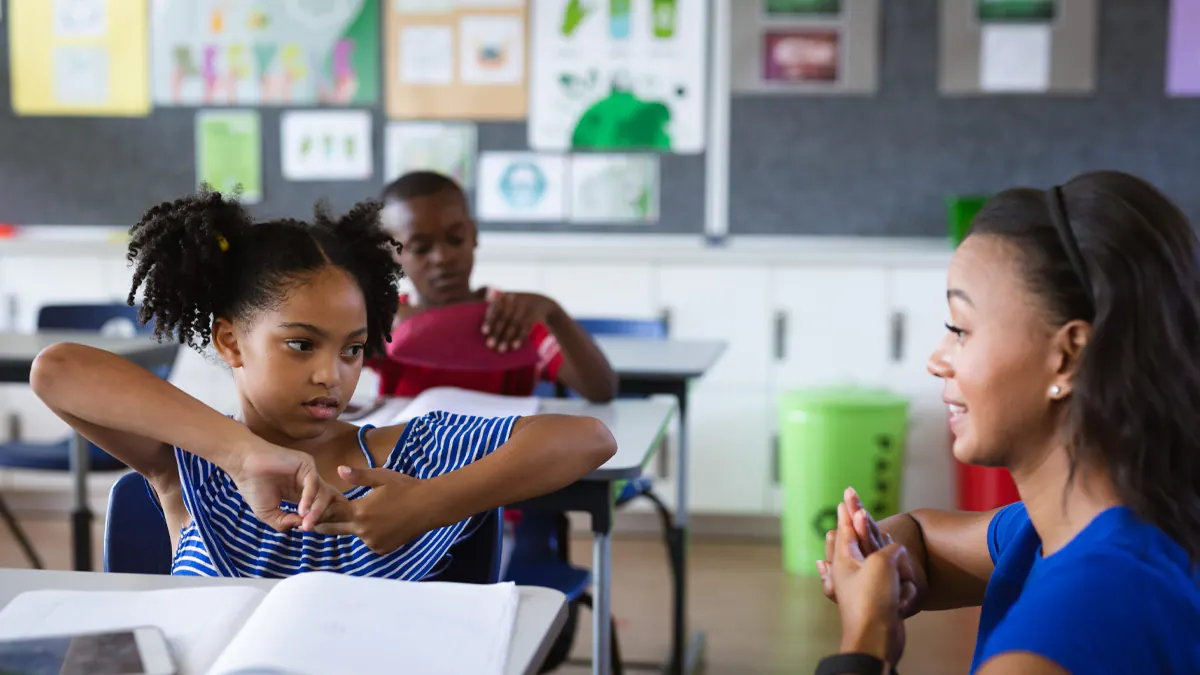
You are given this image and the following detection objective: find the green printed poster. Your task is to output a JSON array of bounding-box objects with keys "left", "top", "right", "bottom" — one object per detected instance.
[
  {"left": 530, "top": 0, "right": 708, "bottom": 153},
  {"left": 152, "top": 0, "right": 380, "bottom": 106},
  {"left": 195, "top": 111, "right": 262, "bottom": 202},
  {"left": 764, "top": 0, "right": 842, "bottom": 17},
  {"left": 977, "top": 0, "right": 1057, "bottom": 21}
]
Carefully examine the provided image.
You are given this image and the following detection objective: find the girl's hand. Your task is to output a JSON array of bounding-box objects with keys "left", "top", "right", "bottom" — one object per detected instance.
[
  {"left": 228, "top": 443, "right": 344, "bottom": 532},
  {"left": 830, "top": 501, "right": 911, "bottom": 666},
  {"left": 313, "top": 466, "right": 434, "bottom": 555},
  {"left": 482, "top": 292, "right": 557, "bottom": 353}
]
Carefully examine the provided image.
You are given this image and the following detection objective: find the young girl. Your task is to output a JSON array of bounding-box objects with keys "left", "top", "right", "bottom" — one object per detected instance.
[
  {"left": 30, "top": 190, "right": 616, "bottom": 578},
  {"left": 817, "top": 171, "right": 1200, "bottom": 674}
]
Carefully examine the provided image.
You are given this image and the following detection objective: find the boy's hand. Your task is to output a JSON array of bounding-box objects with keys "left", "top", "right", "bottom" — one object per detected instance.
[
  {"left": 482, "top": 292, "right": 558, "bottom": 352},
  {"left": 313, "top": 466, "right": 435, "bottom": 555}
]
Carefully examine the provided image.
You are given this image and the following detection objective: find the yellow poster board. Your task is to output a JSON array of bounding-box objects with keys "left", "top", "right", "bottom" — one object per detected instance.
[
  {"left": 386, "top": 1, "right": 527, "bottom": 120},
  {"left": 9, "top": 0, "right": 151, "bottom": 117}
]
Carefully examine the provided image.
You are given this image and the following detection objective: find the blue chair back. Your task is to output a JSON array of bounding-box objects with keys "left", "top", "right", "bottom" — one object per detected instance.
[
  {"left": 429, "top": 508, "right": 505, "bottom": 584},
  {"left": 104, "top": 473, "right": 173, "bottom": 574},
  {"left": 576, "top": 317, "right": 668, "bottom": 340},
  {"left": 103, "top": 472, "right": 505, "bottom": 582},
  {"left": 38, "top": 304, "right": 151, "bottom": 334},
  {"left": 536, "top": 316, "right": 668, "bottom": 398}
]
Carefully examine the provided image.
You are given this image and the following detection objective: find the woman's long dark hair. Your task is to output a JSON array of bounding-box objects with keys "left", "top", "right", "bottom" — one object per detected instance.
[{"left": 970, "top": 170, "right": 1200, "bottom": 564}]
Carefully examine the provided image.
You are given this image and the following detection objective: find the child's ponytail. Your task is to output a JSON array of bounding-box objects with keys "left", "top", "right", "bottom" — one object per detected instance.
[{"left": 127, "top": 188, "right": 250, "bottom": 349}]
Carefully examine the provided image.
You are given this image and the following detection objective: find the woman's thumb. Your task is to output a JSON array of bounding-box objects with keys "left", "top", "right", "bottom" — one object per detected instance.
[{"left": 338, "top": 465, "right": 389, "bottom": 488}]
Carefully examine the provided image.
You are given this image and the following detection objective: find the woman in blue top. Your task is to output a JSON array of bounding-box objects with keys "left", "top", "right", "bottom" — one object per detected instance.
[
  {"left": 815, "top": 171, "right": 1200, "bottom": 675},
  {"left": 30, "top": 190, "right": 616, "bottom": 578}
]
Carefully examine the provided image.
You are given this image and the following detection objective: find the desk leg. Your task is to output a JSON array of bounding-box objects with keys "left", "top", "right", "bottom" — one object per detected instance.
[
  {"left": 69, "top": 433, "right": 92, "bottom": 571},
  {"left": 593, "top": 531, "right": 613, "bottom": 675},
  {"left": 668, "top": 383, "right": 702, "bottom": 675}
]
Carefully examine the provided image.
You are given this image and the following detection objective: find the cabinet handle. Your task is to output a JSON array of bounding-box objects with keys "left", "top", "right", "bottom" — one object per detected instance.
[
  {"left": 771, "top": 433, "right": 780, "bottom": 485},
  {"left": 6, "top": 295, "right": 17, "bottom": 332},
  {"left": 890, "top": 311, "right": 906, "bottom": 363},
  {"left": 658, "top": 307, "right": 672, "bottom": 336},
  {"left": 773, "top": 310, "right": 788, "bottom": 362}
]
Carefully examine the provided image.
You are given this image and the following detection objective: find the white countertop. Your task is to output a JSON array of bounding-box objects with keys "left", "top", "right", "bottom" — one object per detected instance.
[{"left": 0, "top": 228, "right": 955, "bottom": 267}]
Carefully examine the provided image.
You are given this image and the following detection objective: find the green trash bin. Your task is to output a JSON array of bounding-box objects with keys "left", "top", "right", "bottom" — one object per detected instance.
[
  {"left": 778, "top": 388, "right": 909, "bottom": 577},
  {"left": 946, "top": 194, "right": 990, "bottom": 247}
]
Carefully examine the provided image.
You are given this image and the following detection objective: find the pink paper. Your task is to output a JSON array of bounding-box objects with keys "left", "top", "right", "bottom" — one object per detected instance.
[{"left": 1168, "top": 0, "right": 1200, "bottom": 96}]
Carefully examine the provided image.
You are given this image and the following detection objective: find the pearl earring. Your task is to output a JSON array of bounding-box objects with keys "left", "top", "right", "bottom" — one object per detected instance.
[{"left": 1050, "top": 385, "right": 1062, "bottom": 396}]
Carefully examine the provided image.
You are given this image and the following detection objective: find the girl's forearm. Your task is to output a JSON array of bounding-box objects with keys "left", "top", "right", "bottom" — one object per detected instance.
[
  {"left": 31, "top": 342, "right": 259, "bottom": 471},
  {"left": 421, "top": 414, "right": 616, "bottom": 527}
]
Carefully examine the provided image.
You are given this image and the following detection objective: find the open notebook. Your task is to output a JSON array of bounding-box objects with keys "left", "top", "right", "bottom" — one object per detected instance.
[
  {"left": 0, "top": 573, "right": 519, "bottom": 675},
  {"left": 347, "top": 386, "right": 540, "bottom": 430}
]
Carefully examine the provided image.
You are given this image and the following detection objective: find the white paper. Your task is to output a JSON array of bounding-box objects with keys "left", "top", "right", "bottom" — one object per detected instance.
[
  {"left": 980, "top": 24, "right": 1052, "bottom": 92},
  {"left": 529, "top": 0, "right": 708, "bottom": 153},
  {"left": 400, "top": 387, "right": 540, "bottom": 421},
  {"left": 400, "top": 25, "right": 455, "bottom": 84},
  {"left": 0, "top": 587, "right": 267, "bottom": 675},
  {"left": 395, "top": 0, "right": 456, "bottom": 12},
  {"left": 281, "top": 110, "right": 373, "bottom": 181},
  {"left": 53, "top": 45, "right": 110, "bottom": 105},
  {"left": 208, "top": 573, "right": 519, "bottom": 675},
  {"left": 477, "top": 152, "right": 568, "bottom": 221},
  {"left": 569, "top": 154, "right": 659, "bottom": 223},
  {"left": 385, "top": 121, "right": 478, "bottom": 188},
  {"left": 54, "top": 0, "right": 107, "bottom": 38},
  {"left": 458, "top": 15, "right": 525, "bottom": 84}
]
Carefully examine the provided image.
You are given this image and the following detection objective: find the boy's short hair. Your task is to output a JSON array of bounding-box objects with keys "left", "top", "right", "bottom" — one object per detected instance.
[{"left": 381, "top": 171, "right": 466, "bottom": 204}]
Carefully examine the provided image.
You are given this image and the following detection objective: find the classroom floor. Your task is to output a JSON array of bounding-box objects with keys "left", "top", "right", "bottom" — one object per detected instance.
[{"left": 0, "top": 517, "right": 980, "bottom": 674}]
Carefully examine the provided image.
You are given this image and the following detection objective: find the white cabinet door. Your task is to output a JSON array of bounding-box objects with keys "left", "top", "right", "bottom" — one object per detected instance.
[
  {"left": 538, "top": 263, "right": 659, "bottom": 319},
  {"left": 655, "top": 264, "right": 771, "bottom": 387},
  {"left": 686, "top": 383, "right": 772, "bottom": 515},
  {"left": 771, "top": 266, "right": 891, "bottom": 392},
  {"left": 470, "top": 260, "right": 542, "bottom": 296},
  {"left": 888, "top": 268, "right": 955, "bottom": 511}
]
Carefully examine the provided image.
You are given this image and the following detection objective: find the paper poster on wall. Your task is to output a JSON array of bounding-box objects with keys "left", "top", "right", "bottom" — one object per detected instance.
[
  {"left": 732, "top": 0, "right": 879, "bottom": 94},
  {"left": 529, "top": 0, "right": 708, "bottom": 153},
  {"left": 385, "top": 122, "right": 478, "bottom": 188},
  {"left": 151, "top": 0, "right": 380, "bottom": 107},
  {"left": 387, "top": 1, "right": 527, "bottom": 120},
  {"left": 940, "top": 0, "right": 1097, "bottom": 95},
  {"left": 281, "top": 110, "right": 373, "bottom": 181},
  {"left": 9, "top": 0, "right": 150, "bottom": 116},
  {"left": 196, "top": 111, "right": 263, "bottom": 203},
  {"left": 569, "top": 155, "right": 658, "bottom": 223},
  {"left": 477, "top": 153, "right": 567, "bottom": 222},
  {"left": 1168, "top": 0, "right": 1200, "bottom": 96}
]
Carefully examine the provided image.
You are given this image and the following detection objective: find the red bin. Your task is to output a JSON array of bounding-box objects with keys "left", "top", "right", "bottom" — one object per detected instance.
[{"left": 956, "top": 462, "right": 1020, "bottom": 511}]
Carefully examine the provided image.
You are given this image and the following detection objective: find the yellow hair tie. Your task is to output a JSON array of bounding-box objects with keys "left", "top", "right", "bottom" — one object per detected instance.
[{"left": 216, "top": 234, "right": 230, "bottom": 252}]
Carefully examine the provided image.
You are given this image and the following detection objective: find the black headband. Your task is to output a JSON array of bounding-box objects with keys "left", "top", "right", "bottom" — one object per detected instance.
[{"left": 1046, "top": 185, "right": 1095, "bottom": 312}]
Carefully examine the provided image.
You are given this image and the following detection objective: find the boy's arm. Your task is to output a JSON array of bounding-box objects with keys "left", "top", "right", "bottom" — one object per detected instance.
[
  {"left": 482, "top": 292, "right": 618, "bottom": 402},
  {"left": 542, "top": 302, "right": 618, "bottom": 402}
]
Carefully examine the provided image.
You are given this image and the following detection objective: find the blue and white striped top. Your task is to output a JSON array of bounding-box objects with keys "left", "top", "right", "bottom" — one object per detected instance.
[{"left": 170, "top": 412, "right": 518, "bottom": 579}]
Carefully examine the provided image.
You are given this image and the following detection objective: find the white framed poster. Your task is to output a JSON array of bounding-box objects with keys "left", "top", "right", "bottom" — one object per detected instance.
[
  {"left": 477, "top": 152, "right": 568, "bottom": 221},
  {"left": 280, "top": 110, "right": 373, "bottom": 181},
  {"left": 529, "top": 0, "right": 708, "bottom": 154},
  {"left": 569, "top": 154, "right": 659, "bottom": 223},
  {"left": 384, "top": 121, "right": 478, "bottom": 188}
]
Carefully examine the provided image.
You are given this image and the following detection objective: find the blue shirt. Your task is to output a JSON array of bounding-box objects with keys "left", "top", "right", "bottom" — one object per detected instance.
[
  {"left": 971, "top": 502, "right": 1200, "bottom": 674},
  {"left": 170, "top": 412, "right": 517, "bottom": 579}
]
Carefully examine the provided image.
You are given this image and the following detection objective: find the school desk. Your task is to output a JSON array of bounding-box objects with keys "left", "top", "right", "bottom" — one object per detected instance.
[
  {"left": 0, "top": 568, "right": 569, "bottom": 675},
  {"left": 593, "top": 336, "right": 727, "bottom": 675},
  {"left": 368, "top": 396, "right": 677, "bottom": 675},
  {"left": 0, "top": 332, "right": 180, "bottom": 572}
]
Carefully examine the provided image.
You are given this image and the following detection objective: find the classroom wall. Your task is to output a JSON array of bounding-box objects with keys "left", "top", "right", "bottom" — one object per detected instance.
[{"left": 729, "top": 0, "right": 1200, "bottom": 237}]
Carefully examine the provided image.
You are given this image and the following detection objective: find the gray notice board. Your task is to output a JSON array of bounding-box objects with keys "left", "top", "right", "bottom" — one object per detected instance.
[
  {"left": 0, "top": 10, "right": 705, "bottom": 234},
  {"left": 730, "top": 0, "right": 1200, "bottom": 237}
]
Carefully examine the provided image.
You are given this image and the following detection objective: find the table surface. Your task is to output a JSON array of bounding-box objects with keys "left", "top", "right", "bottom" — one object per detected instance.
[
  {"left": 0, "top": 331, "right": 173, "bottom": 358},
  {"left": 0, "top": 569, "right": 567, "bottom": 675},
  {"left": 594, "top": 336, "right": 727, "bottom": 379}
]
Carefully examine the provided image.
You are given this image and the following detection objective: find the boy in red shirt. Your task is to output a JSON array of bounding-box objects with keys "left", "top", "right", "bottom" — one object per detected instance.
[{"left": 372, "top": 170, "right": 617, "bottom": 402}]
